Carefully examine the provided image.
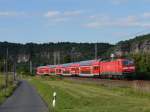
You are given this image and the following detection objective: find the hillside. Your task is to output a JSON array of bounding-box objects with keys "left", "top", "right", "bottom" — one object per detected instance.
[{"left": 0, "top": 34, "right": 150, "bottom": 76}]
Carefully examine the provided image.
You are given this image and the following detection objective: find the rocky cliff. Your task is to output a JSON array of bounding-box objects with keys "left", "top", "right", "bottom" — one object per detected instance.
[{"left": 114, "top": 34, "right": 150, "bottom": 55}]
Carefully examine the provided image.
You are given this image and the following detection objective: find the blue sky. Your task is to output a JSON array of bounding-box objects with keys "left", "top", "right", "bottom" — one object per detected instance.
[{"left": 0, "top": 0, "right": 150, "bottom": 44}]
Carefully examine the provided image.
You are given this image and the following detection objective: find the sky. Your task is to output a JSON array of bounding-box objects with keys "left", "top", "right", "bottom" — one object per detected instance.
[{"left": 0, "top": 0, "right": 150, "bottom": 44}]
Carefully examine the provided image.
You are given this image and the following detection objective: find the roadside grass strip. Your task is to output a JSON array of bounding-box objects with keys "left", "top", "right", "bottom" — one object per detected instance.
[{"left": 0, "top": 74, "right": 17, "bottom": 104}]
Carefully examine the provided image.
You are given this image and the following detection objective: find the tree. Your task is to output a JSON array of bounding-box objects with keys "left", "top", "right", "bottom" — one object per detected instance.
[{"left": 64, "top": 55, "right": 71, "bottom": 63}]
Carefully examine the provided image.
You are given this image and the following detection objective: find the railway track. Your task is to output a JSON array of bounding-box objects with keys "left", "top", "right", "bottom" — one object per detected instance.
[{"left": 64, "top": 77, "right": 150, "bottom": 93}]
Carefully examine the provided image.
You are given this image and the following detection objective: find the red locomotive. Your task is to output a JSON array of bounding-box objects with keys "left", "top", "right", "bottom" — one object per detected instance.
[{"left": 100, "top": 59, "right": 135, "bottom": 78}]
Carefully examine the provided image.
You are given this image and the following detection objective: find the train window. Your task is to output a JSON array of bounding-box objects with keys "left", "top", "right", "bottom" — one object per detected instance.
[
  {"left": 123, "top": 60, "right": 134, "bottom": 66},
  {"left": 71, "top": 68, "right": 76, "bottom": 71},
  {"left": 123, "top": 61, "right": 128, "bottom": 65},
  {"left": 63, "top": 71, "right": 70, "bottom": 74},
  {"left": 76, "top": 68, "right": 79, "bottom": 71},
  {"left": 81, "top": 71, "right": 91, "bottom": 74},
  {"left": 71, "top": 68, "right": 79, "bottom": 71},
  {"left": 56, "top": 69, "right": 61, "bottom": 72},
  {"left": 93, "top": 66, "right": 99, "bottom": 70}
]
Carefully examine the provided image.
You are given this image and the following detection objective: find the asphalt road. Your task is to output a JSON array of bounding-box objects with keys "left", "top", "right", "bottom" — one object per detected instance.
[{"left": 0, "top": 80, "right": 48, "bottom": 112}]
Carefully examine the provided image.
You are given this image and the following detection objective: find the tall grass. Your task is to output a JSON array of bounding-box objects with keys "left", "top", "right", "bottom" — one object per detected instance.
[{"left": 0, "top": 73, "right": 17, "bottom": 104}]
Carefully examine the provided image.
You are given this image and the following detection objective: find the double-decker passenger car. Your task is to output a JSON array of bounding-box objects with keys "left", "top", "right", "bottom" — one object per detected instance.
[
  {"left": 48, "top": 65, "right": 57, "bottom": 75},
  {"left": 79, "top": 60, "right": 100, "bottom": 77},
  {"left": 55, "top": 65, "right": 63, "bottom": 75},
  {"left": 69, "top": 63, "right": 80, "bottom": 76},
  {"left": 61, "top": 63, "right": 72, "bottom": 76}
]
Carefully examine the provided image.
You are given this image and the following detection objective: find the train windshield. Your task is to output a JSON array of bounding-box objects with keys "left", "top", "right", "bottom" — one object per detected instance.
[{"left": 123, "top": 60, "right": 134, "bottom": 66}]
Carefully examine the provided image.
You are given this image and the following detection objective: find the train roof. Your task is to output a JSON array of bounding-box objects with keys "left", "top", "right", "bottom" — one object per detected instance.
[
  {"left": 47, "top": 65, "right": 57, "bottom": 68},
  {"left": 78, "top": 60, "right": 99, "bottom": 66},
  {"left": 44, "top": 59, "right": 101, "bottom": 68},
  {"left": 37, "top": 66, "right": 49, "bottom": 68},
  {"left": 62, "top": 63, "right": 74, "bottom": 67}
]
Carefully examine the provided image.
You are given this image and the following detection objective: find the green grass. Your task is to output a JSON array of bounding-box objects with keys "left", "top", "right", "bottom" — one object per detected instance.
[
  {"left": 0, "top": 74, "right": 17, "bottom": 104},
  {"left": 29, "top": 77, "right": 150, "bottom": 112}
]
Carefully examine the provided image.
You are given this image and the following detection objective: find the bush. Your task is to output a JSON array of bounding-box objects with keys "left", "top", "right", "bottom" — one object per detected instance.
[
  {"left": 130, "top": 53, "right": 150, "bottom": 80},
  {"left": 134, "top": 72, "right": 150, "bottom": 80}
]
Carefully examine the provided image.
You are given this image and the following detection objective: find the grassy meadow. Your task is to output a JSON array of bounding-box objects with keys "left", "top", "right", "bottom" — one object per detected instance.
[{"left": 29, "top": 77, "right": 150, "bottom": 112}]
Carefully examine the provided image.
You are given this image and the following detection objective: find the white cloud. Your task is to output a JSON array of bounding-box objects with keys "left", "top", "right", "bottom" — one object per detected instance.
[
  {"left": 85, "top": 22, "right": 101, "bottom": 28},
  {"left": 44, "top": 10, "right": 83, "bottom": 23},
  {"left": 45, "top": 10, "right": 83, "bottom": 18},
  {"left": 44, "top": 11, "right": 61, "bottom": 18},
  {"left": 112, "top": 32, "right": 129, "bottom": 37},
  {"left": 0, "top": 12, "right": 18, "bottom": 16},
  {"left": 52, "top": 17, "right": 69, "bottom": 22},
  {"left": 44, "top": 10, "right": 150, "bottom": 27},
  {"left": 110, "top": 0, "right": 128, "bottom": 5},
  {"left": 117, "top": 16, "right": 139, "bottom": 27},
  {"left": 0, "top": 11, "right": 28, "bottom": 17},
  {"left": 84, "top": 15, "right": 150, "bottom": 28},
  {"left": 63, "top": 10, "right": 83, "bottom": 16},
  {"left": 143, "top": 12, "right": 150, "bottom": 18}
]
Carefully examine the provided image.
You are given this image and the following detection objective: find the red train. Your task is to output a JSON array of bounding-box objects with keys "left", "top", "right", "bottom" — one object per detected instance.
[{"left": 36, "top": 58, "right": 135, "bottom": 79}]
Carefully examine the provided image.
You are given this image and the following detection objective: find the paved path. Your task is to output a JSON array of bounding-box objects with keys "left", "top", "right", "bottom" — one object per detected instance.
[{"left": 0, "top": 80, "right": 48, "bottom": 112}]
